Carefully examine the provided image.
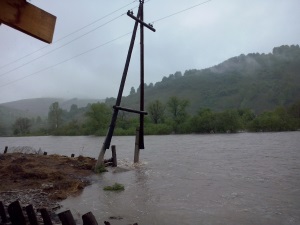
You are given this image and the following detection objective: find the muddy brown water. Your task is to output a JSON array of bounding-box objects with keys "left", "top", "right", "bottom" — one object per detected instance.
[{"left": 1, "top": 132, "right": 300, "bottom": 225}]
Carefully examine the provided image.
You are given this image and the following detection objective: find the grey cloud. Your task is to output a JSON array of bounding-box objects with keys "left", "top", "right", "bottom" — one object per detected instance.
[{"left": 0, "top": 0, "right": 299, "bottom": 103}]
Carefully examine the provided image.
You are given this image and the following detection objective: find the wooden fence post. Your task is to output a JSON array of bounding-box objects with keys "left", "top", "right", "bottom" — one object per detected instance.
[
  {"left": 82, "top": 212, "right": 98, "bottom": 225},
  {"left": 0, "top": 201, "right": 8, "bottom": 223},
  {"left": 134, "top": 127, "right": 140, "bottom": 163},
  {"left": 111, "top": 145, "right": 117, "bottom": 167},
  {"left": 58, "top": 210, "right": 76, "bottom": 225},
  {"left": 39, "top": 208, "right": 53, "bottom": 225},
  {"left": 7, "top": 201, "right": 26, "bottom": 225},
  {"left": 25, "top": 205, "right": 39, "bottom": 225}
]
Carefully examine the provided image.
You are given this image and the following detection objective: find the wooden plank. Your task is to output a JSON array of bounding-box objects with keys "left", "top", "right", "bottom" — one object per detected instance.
[
  {"left": 39, "top": 208, "right": 53, "bottom": 225},
  {"left": 58, "top": 210, "right": 76, "bottom": 225},
  {"left": 82, "top": 212, "right": 98, "bottom": 225},
  {"left": 7, "top": 200, "right": 26, "bottom": 225},
  {"left": 25, "top": 205, "right": 39, "bottom": 225},
  {"left": 0, "top": 201, "right": 8, "bottom": 223},
  {"left": 0, "top": 0, "right": 56, "bottom": 43}
]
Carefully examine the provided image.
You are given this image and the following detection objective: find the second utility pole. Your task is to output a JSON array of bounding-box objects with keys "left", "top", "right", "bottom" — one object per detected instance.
[{"left": 95, "top": 0, "right": 155, "bottom": 168}]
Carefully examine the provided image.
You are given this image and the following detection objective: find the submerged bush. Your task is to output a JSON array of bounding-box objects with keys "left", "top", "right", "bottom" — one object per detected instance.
[
  {"left": 103, "top": 183, "right": 125, "bottom": 191},
  {"left": 95, "top": 165, "right": 108, "bottom": 173}
]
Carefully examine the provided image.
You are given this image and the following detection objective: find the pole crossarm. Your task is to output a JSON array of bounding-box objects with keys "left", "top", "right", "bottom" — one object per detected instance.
[
  {"left": 113, "top": 106, "right": 148, "bottom": 115},
  {"left": 102, "top": 5, "right": 143, "bottom": 151},
  {"left": 127, "top": 10, "right": 156, "bottom": 32}
]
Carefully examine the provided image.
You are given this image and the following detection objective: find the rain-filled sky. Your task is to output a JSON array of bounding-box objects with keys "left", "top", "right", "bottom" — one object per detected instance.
[{"left": 0, "top": 0, "right": 299, "bottom": 103}]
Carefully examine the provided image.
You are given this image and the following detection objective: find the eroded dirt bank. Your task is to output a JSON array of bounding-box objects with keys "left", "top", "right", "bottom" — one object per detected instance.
[{"left": 0, "top": 153, "right": 96, "bottom": 210}]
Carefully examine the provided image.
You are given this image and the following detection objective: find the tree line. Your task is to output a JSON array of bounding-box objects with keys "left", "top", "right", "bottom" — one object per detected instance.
[
  {"left": 9, "top": 97, "right": 300, "bottom": 136},
  {"left": 115, "top": 45, "right": 300, "bottom": 115}
]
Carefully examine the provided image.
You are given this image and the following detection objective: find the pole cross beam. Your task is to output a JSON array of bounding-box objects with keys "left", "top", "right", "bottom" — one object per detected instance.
[
  {"left": 95, "top": 1, "right": 155, "bottom": 167},
  {"left": 127, "top": 3, "right": 155, "bottom": 149},
  {"left": 127, "top": 11, "right": 156, "bottom": 32},
  {"left": 113, "top": 106, "right": 148, "bottom": 115}
]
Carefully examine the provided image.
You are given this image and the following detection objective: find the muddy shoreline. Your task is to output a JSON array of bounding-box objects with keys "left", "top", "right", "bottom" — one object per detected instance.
[{"left": 0, "top": 153, "right": 96, "bottom": 212}]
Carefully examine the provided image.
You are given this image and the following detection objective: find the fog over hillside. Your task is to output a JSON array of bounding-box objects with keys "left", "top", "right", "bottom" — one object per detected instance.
[
  {"left": 111, "top": 45, "right": 300, "bottom": 114},
  {"left": 0, "top": 98, "right": 103, "bottom": 117},
  {"left": 0, "top": 1, "right": 299, "bottom": 103}
]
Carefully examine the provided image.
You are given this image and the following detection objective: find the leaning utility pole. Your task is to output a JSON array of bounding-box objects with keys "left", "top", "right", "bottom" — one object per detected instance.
[{"left": 95, "top": 0, "right": 155, "bottom": 168}]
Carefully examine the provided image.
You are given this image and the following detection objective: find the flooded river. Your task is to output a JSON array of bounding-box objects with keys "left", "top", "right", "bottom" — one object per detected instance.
[{"left": 1, "top": 132, "right": 300, "bottom": 224}]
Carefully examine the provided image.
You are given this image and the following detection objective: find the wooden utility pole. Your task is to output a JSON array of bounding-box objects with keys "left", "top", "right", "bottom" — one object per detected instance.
[
  {"left": 139, "top": 2, "right": 145, "bottom": 149},
  {"left": 0, "top": 0, "right": 56, "bottom": 43},
  {"left": 95, "top": 0, "right": 155, "bottom": 168}
]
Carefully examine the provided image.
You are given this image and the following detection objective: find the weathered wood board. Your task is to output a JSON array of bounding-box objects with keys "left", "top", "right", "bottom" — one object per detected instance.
[{"left": 0, "top": 0, "right": 56, "bottom": 43}]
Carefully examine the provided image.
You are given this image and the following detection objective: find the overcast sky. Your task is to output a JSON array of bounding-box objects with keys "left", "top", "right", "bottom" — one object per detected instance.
[{"left": 0, "top": 0, "right": 299, "bottom": 104}]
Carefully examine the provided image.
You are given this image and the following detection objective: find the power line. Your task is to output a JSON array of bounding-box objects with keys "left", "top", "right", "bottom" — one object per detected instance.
[
  {"left": 0, "top": 0, "right": 138, "bottom": 71},
  {"left": 151, "top": 0, "right": 212, "bottom": 24},
  {"left": 0, "top": 32, "right": 132, "bottom": 88},
  {"left": 54, "top": 0, "right": 137, "bottom": 43},
  {"left": 0, "top": 0, "right": 151, "bottom": 79},
  {"left": 0, "top": 13, "right": 125, "bottom": 78},
  {"left": 0, "top": 0, "right": 211, "bottom": 88}
]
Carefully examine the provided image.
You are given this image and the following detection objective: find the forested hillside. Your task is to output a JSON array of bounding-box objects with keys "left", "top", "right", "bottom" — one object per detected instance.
[
  {"left": 1, "top": 45, "right": 299, "bottom": 136},
  {"left": 109, "top": 45, "right": 300, "bottom": 114}
]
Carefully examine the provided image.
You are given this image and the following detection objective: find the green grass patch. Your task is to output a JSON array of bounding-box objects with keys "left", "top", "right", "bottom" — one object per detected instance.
[
  {"left": 95, "top": 165, "right": 108, "bottom": 173},
  {"left": 103, "top": 183, "right": 125, "bottom": 191}
]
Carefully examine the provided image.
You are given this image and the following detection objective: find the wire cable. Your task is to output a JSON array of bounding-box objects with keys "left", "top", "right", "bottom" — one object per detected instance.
[
  {"left": 0, "top": 32, "right": 132, "bottom": 88},
  {"left": 0, "top": 0, "right": 151, "bottom": 79},
  {"left": 0, "top": 13, "right": 125, "bottom": 78},
  {"left": 0, "top": 0, "right": 138, "bottom": 70},
  {"left": 0, "top": 0, "right": 211, "bottom": 88},
  {"left": 151, "top": 0, "right": 212, "bottom": 24}
]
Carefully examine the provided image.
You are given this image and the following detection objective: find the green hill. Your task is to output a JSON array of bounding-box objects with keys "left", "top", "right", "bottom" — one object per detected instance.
[
  {"left": 107, "top": 45, "right": 300, "bottom": 114},
  {"left": 1, "top": 45, "right": 300, "bottom": 136}
]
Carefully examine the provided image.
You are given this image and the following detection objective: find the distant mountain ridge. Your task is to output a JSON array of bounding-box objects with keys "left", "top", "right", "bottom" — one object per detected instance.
[
  {"left": 107, "top": 45, "right": 300, "bottom": 113},
  {"left": 0, "top": 98, "right": 103, "bottom": 117},
  {"left": 1, "top": 45, "right": 299, "bottom": 124}
]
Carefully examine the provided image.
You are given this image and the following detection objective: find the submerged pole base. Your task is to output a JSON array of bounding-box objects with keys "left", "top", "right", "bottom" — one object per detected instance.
[
  {"left": 134, "top": 127, "right": 140, "bottom": 163},
  {"left": 95, "top": 144, "right": 107, "bottom": 170}
]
